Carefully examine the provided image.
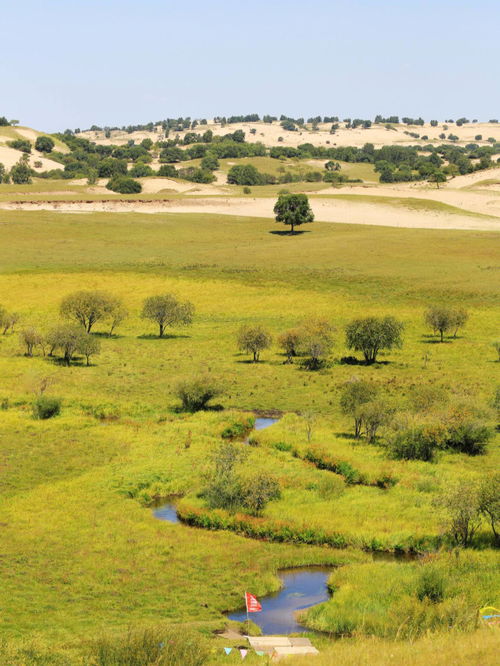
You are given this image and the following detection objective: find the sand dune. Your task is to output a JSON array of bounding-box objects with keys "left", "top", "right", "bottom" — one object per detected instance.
[
  {"left": 2, "top": 195, "right": 498, "bottom": 231},
  {"left": 79, "top": 121, "right": 500, "bottom": 150},
  {"left": 0, "top": 145, "right": 63, "bottom": 171}
]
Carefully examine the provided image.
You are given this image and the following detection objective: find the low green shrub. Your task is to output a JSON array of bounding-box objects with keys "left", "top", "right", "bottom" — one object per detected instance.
[
  {"left": 106, "top": 176, "right": 142, "bottom": 193},
  {"left": 32, "top": 396, "right": 61, "bottom": 420},
  {"left": 304, "top": 448, "right": 365, "bottom": 485},
  {"left": 178, "top": 505, "right": 348, "bottom": 548},
  {"left": 446, "top": 420, "right": 492, "bottom": 455},
  {"left": 221, "top": 416, "right": 255, "bottom": 439},
  {"left": 8, "top": 139, "right": 31, "bottom": 153},
  {"left": 272, "top": 441, "right": 293, "bottom": 452},
  {"left": 387, "top": 426, "right": 442, "bottom": 462},
  {"left": 175, "top": 375, "right": 224, "bottom": 412}
]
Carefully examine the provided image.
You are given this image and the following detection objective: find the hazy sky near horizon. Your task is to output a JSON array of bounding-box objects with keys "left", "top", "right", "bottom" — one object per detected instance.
[{"left": 1, "top": 0, "right": 499, "bottom": 132}]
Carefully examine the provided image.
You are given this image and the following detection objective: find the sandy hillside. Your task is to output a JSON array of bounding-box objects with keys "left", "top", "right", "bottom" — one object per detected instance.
[
  {"left": 0, "top": 125, "right": 68, "bottom": 171},
  {"left": 0, "top": 144, "right": 63, "bottom": 171},
  {"left": 79, "top": 121, "right": 500, "bottom": 149}
]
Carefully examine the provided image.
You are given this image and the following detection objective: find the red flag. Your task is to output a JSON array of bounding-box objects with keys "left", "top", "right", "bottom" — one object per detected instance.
[{"left": 245, "top": 592, "right": 262, "bottom": 613}]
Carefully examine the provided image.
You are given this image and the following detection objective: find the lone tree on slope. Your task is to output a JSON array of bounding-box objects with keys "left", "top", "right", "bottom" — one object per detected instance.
[{"left": 273, "top": 193, "right": 314, "bottom": 234}]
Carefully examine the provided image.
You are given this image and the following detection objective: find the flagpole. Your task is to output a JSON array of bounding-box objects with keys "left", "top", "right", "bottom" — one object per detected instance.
[{"left": 245, "top": 591, "right": 249, "bottom": 635}]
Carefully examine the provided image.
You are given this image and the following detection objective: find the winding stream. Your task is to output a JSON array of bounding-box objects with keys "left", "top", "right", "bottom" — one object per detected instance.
[
  {"left": 153, "top": 415, "right": 329, "bottom": 635},
  {"left": 227, "top": 567, "right": 331, "bottom": 634}
]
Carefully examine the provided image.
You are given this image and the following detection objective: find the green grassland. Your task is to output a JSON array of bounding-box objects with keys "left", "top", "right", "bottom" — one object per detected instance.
[{"left": 0, "top": 209, "right": 498, "bottom": 661}]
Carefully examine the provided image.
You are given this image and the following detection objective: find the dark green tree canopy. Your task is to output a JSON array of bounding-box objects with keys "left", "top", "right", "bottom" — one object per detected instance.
[
  {"left": 273, "top": 193, "right": 314, "bottom": 233},
  {"left": 345, "top": 316, "right": 404, "bottom": 364},
  {"left": 35, "top": 136, "right": 55, "bottom": 153}
]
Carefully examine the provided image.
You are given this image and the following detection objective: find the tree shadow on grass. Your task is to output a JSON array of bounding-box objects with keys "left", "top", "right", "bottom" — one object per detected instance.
[
  {"left": 93, "top": 331, "right": 125, "bottom": 340},
  {"left": 172, "top": 403, "right": 224, "bottom": 414},
  {"left": 269, "top": 229, "right": 312, "bottom": 236},
  {"left": 137, "top": 333, "right": 190, "bottom": 340},
  {"left": 334, "top": 431, "right": 362, "bottom": 442},
  {"left": 235, "top": 358, "right": 264, "bottom": 364},
  {"left": 420, "top": 336, "right": 453, "bottom": 345},
  {"left": 339, "top": 356, "right": 390, "bottom": 366},
  {"left": 47, "top": 356, "right": 87, "bottom": 368}
]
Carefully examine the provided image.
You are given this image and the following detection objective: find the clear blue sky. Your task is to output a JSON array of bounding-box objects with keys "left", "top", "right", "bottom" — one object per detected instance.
[{"left": 1, "top": 0, "right": 499, "bottom": 132}]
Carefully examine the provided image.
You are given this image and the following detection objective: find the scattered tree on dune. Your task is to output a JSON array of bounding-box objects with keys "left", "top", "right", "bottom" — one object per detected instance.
[
  {"left": 35, "top": 136, "right": 55, "bottom": 153},
  {"left": 10, "top": 158, "right": 32, "bottom": 184},
  {"left": 274, "top": 193, "right": 314, "bottom": 234},
  {"left": 428, "top": 170, "right": 447, "bottom": 188}
]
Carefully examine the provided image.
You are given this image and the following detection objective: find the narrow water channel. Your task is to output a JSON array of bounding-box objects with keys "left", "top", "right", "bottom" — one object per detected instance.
[
  {"left": 254, "top": 417, "right": 279, "bottom": 431},
  {"left": 227, "top": 567, "right": 332, "bottom": 635},
  {"left": 152, "top": 503, "right": 179, "bottom": 523}
]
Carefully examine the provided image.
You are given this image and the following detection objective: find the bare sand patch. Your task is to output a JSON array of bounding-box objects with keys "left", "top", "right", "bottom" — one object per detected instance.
[
  {"left": 443, "top": 167, "right": 500, "bottom": 189},
  {"left": 0, "top": 145, "right": 63, "bottom": 171},
  {"left": 2, "top": 196, "right": 498, "bottom": 231},
  {"left": 78, "top": 121, "right": 500, "bottom": 150}
]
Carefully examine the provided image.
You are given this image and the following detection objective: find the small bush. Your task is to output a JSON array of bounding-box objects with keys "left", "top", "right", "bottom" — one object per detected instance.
[
  {"left": 272, "top": 441, "right": 293, "bottom": 452},
  {"left": 175, "top": 375, "right": 223, "bottom": 412},
  {"left": 8, "top": 139, "right": 31, "bottom": 153},
  {"left": 243, "top": 186, "right": 251, "bottom": 194},
  {"left": 32, "top": 396, "right": 61, "bottom": 420},
  {"left": 35, "top": 136, "right": 55, "bottom": 153},
  {"left": 221, "top": 417, "right": 255, "bottom": 439},
  {"left": 106, "top": 176, "right": 142, "bottom": 193},
  {"left": 387, "top": 426, "right": 443, "bottom": 462},
  {"left": 446, "top": 419, "right": 492, "bottom": 455},
  {"left": 375, "top": 472, "right": 398, "bottom": 489}
]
